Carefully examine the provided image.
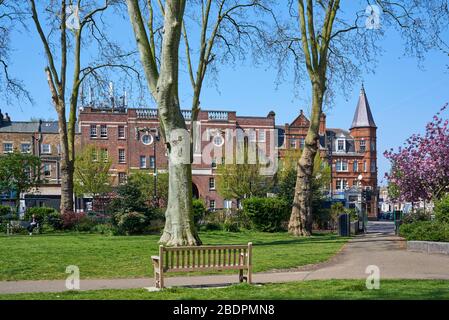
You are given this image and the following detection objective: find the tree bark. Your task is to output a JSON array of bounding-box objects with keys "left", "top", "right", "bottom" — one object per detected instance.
[
  {"left": 127, "top": 0, "right": 200, "bottom": 245},
  {"left": 288, "top": 82, "right": 324, "bottom": 236}
]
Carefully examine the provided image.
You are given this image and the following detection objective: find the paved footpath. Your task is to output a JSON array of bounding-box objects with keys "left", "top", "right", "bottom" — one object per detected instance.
[{"left": 2, "top": 222, "right": 449, "bottom": 294}]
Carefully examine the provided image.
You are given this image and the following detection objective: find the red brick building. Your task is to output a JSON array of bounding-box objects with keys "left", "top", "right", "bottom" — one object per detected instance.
[
  {"left": 1, "top": 85, "right": 378, "bottom": 217},
  {"left": 0, "top": 111, "right": 81, "bottom": 210}
]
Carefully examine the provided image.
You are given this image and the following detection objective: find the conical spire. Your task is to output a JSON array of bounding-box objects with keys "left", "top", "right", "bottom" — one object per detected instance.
[{"left": 350, "top": 84, "right": 377, "bottom": 129}]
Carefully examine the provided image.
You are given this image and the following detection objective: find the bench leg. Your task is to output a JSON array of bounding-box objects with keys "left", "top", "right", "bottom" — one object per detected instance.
[{"left": 239, "top": 269, "right": 244, "bottom": 283}]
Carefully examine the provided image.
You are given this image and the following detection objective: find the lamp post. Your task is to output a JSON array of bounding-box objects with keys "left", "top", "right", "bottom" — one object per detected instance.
[
  {"left": 327, "top": 133, "right": 334, "bottom": 200},
  {"left": 357, "top": 174, "right": 366, "bottom": 233}
]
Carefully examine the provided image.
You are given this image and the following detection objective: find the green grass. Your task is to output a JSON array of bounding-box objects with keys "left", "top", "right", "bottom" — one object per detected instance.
[
  {"left": 2, "top": 280, "right": 449, "bottom": 300},
  {"left": 0, "top": 231, "right": 347, "bottom": 281}
]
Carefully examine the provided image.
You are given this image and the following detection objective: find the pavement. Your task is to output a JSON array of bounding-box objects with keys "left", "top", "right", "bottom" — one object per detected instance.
[{"left": 2, "top": 221, "right": 449, "bottom": 294}]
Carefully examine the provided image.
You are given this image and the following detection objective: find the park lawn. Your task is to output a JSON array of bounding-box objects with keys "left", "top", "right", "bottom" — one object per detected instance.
[
  {"left": 0, "top": 231, "right": 347, "bottom": 281},
  {"left": 1, "top": 280, "right": 449, "bottom": 300}
]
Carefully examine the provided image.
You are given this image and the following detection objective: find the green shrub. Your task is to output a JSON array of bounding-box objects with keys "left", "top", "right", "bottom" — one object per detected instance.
[
  {"left": 44, "top": 211, "right": 63, "bottom": 230},
  {"left": 313, "top": 208, "right": 334, "bottom": 230},
  {"left": 402, "top": 209, "right": 429, "bottom": 224},
  {"left": 192, "top": 199, "right": 206, "bottom": 224},
  {"left": 116, "top": 211, "right": 148, "bottom": 235},
  {"left": 0, "top": 205, "right": 14, "bottom": 222},
  {"left": 399, "top": 221, "right": 449, "bottom": 242},
  {"left": 24, "top": 207, "right": 58, "bottom": 224},
  {"left": 0, "top": 205, "right": 12, "bottom": 216},
  {"left": 434, "top": 194, "right": 449, "bottom": 224},
  {"left": 242, "top": 197, "right": 289, "bottom": 232}
]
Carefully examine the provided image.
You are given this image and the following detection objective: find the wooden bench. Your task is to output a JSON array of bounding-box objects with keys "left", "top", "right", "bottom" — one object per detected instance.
[{"left": 151, "top": 242, "right": 253, "bottom": 289}]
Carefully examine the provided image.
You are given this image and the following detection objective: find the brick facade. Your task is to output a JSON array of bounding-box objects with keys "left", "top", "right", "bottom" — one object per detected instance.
[{"left": 0, "top": 85, "right": 378, "bottom": 217}]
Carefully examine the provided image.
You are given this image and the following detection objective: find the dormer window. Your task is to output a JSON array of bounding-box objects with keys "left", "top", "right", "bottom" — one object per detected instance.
[{"left": 337, "top": 139, "right": 345, "bottom": 152}]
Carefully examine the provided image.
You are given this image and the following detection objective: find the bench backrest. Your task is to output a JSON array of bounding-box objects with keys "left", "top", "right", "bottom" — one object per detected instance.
[{"left": 159, "top": 242, "right": 252, "bottom": 273}]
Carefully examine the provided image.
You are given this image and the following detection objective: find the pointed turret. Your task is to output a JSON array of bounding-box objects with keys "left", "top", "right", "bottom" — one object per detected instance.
[{"left": 350, "top": 85, "right": 376, "bottom": 129}]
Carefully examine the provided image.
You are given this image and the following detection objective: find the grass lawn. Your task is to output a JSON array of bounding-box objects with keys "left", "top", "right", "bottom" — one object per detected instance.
[
  {"left": 1, "top": 280, "right": 449, "bottom": 300},
  {"left": 0, "top": 231, "right": 347, "bottom": 281}
]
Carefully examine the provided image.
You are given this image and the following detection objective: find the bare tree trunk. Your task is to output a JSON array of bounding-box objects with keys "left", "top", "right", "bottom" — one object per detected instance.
[
  {"left": 127, "top": 0, "right": 200, "bottom": 245},
  {"left": 289, "top": 82, "right": 324, "bottom": 236}
]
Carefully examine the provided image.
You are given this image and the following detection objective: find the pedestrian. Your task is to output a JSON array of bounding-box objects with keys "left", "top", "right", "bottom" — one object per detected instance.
[{"left": 27, "top": 214, "right": 38, "bottom": 236}]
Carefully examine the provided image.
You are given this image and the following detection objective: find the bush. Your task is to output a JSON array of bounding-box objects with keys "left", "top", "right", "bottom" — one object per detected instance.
[
  {"left": 434, "top": 194, "right": 449, "bottom": 224},
  {"left": 402, "top": 209, "right": 429, "bottom": 224},
  {"left": 242, "top": 197, "right": 289, "bottom": 232},
  {"left": 45, "top": 211, "right": 63, "bottom": 230},
  {"left": 399, "top": 221, "right": 449, "bottom": 242},
  {"left": 61, "top": 211, "right": 87, "bottom": 230},
  {"left": 0, "top": 205, "right": 14, "bottom": 222},
  {"left": 24, "top": 207, "right": 58, "bottom": 224},
  {"left": 116, "top": 211, "right": 148, "bottom": 235},
  {"left": 192, "top": 199, "right": 206, "bottom": 224}
]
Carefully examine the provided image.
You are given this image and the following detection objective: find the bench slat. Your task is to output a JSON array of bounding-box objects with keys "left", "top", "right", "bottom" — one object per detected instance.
[{"left": 164, "top": 265, "right": 248, "bottom": 273}]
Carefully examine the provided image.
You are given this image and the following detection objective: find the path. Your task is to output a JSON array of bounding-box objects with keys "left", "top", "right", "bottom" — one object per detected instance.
[{"left": 2, "top": 222, "right": 449, "bottom": 294}]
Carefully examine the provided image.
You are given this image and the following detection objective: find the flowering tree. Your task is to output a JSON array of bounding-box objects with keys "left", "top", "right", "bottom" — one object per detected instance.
[{"left": 384, "top": 104, "right": 449, "bottom": 202}]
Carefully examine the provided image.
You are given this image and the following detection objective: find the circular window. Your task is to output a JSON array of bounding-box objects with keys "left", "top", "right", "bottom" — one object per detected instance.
[
  {"left": 213, "top": 135, "right": 224, "bottom": 147},
  {"left": 141, "top": 134, "right": 154, "bottom": 145}
]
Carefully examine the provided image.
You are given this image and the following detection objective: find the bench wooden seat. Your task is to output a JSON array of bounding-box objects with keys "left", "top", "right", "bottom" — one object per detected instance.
[{"left": 151, "top": 242, "right": 253, "bottom": 289}]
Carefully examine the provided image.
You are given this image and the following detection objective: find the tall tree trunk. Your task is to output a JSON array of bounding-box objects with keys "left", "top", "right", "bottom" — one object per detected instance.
[
  {"left": 289, "top": 83, "right": 324, "bottom": 236},
  {"left": 56, "top": 103, "right": 74, "bottom": 214}
]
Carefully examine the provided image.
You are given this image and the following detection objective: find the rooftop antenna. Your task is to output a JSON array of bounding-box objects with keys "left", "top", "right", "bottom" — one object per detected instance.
[
  {"left": 89, "top": 86, "right": 94, "bottom": 106},
  {"left": 80, "top": 84, "right": 85, "bottom": 107},
  {"left": 109, "top": 82, "right": 115, "bottom": 109}
]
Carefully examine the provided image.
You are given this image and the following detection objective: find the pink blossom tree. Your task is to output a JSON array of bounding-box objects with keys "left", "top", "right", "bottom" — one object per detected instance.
[{"left": 384, "top": 104, "right": 449, "bottom": 202}]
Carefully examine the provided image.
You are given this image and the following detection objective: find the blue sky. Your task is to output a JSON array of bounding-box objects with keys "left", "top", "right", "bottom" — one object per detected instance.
[{"left": 3, "top": 2, "right": 449, "bottom": 185}]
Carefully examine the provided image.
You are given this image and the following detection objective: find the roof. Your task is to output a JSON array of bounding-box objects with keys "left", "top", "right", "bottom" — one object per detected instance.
[
  {"left": 350, "top": 85, "right": 377, "bottom": 129},
  {"left": 0, "top": 121, "right": 80, "bottom": 133}
]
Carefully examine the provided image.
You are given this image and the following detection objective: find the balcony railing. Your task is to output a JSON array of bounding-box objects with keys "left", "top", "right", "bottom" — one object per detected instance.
[
  {"left": 208, "top": 111, "right": 229, "bottom": 121},
  {"left": 135, "top": 108, "right": 192, "bottom": 121}
]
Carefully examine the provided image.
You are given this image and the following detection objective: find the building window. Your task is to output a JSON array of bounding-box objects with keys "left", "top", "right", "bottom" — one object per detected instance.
[
  {"left": 149, "top": 156, "right": 155, "bottom": 169},
  {"left": 90, "top": 125, "right": 97, "bottom": 138},
  {"left": 21, "top": 143, "right": 31, "bottom": 153},
  {"left": 336, "top": 179, "right": 342, "bottom": 190},
  {"left": 336, "top": 179, "right": 347, "bottom": 190},
  {"left": 211, "top": 158, "right": 217, "bottom": 169},
  {"left": 43, "top": 164, "right": 51, "bottom": 177},
  {"left": 209, "top": 200, "right": 216, "bottom": 210},
  {"left": 118, "top": 172, "right": 127, "bottom": 184},
  {"left": 336, "top": 160, "right": 348, "bottom": 172},
  {"left": 258, "top": 130, "right": 266, "bottom": 142},
  {"left": 118, "top": 126, "right": 125, "bottom": 139},
  {"left": 209, "top": 177, "right": 216, "bottom": 190},
  {"left": 337, "top": 139, "right": 345, "bottom": 152},
  {"left": 118, "top": 149, "right": 126, "bottom": 163},
  {"left": 141, "top": 134, "right": 153, "bottom": 145},
  {"left": 224, "top": 200, "right": 232, "bottom": 209},
  {"left": 360, "top": 140, "right": 366, "bottom": 152},
  {"left": 371, "top": 139, "right": 376, "bottom": 151},
  {"left": 249, "top": 130, "right": 257, "bottom": 143},
  {"left": 371, "top": 162, "right": 376, "bottom": 173},
  {"left": 299, "top": 138, "right": 305, "bottom": 150},
  {"left": 100, "top": 125, "right": 108, "bottom": 138},
  {"left": 363, "top": 161, "right": 367, "bottom": 172},
  {"left": 213, "top": 135, "right": 224, "bottom": 147},
  {"left": 139, "top": 156, "right": 146, "bottom": 168},
  {"left": 41, "top": 144, "right": 51, "bottom": 154},
  {"left": 100, "top": 148, "right": 108, "bottom": 162},
  {"left": 4, "top": 143, "right": 14, "bottom": 153},
  {"left": 353, "top": 161, "right": 358, "bottom": 172},
  {"left": 290, "top": 139, "right": 296, "bottom": 149}
]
